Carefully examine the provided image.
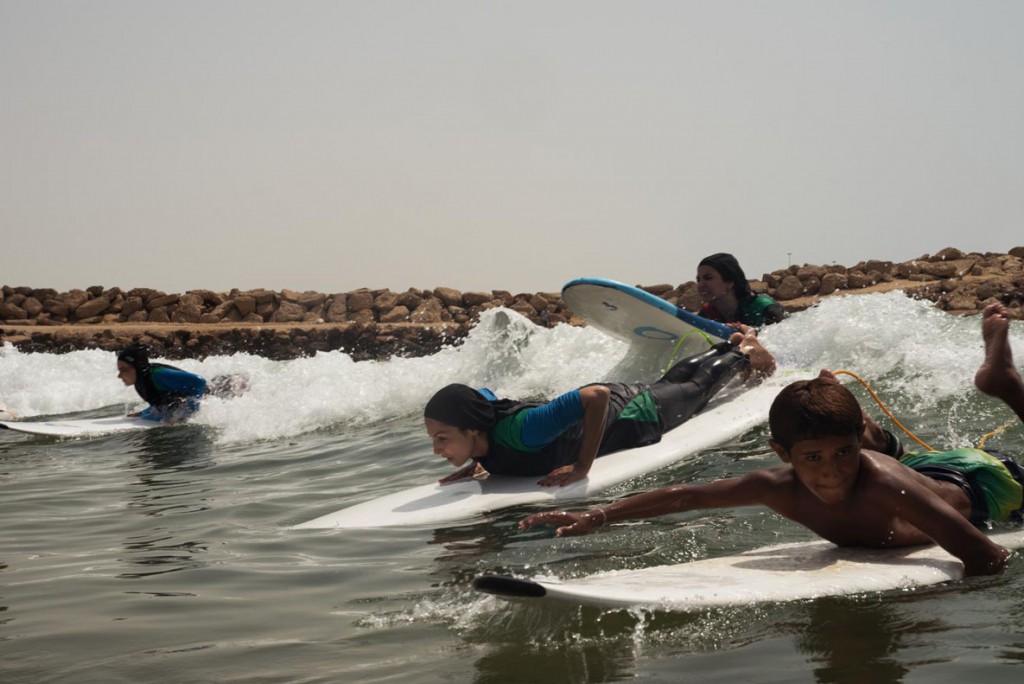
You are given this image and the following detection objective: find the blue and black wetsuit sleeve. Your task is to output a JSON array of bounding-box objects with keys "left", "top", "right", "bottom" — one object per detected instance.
[
  {"left": 151, "top": 367, "right": 207, "bottom": 398},
  {"left": 515, "top": 390, "right": 585, "bottom": 449}
]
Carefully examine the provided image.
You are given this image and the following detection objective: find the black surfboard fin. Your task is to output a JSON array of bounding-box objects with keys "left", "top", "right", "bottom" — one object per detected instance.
[{"left": 473, "top": 574, "right": 547, "bottom": 598}]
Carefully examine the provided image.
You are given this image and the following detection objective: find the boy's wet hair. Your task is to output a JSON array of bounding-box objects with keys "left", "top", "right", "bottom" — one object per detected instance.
[{"left": 769, "top": 377, "right": 864, "bottom": 450}]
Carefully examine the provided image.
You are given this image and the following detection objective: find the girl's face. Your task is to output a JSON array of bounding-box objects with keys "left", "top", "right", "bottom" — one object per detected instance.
[
  {"left": 425, "top": 418, "right": 483, "bottom": 468},
  {"left": 117, "top": 361, "right": 137, "bottom": 386},
  {"left": 696, "top": 265, "right": 734, "bottom": 303}
]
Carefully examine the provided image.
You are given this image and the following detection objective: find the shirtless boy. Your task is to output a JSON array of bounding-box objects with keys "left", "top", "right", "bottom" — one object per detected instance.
[{"left": 522, "top": 303, "right": 1024, "bottom": 577}]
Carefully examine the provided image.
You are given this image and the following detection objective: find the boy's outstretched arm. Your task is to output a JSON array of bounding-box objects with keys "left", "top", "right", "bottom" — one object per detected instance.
[
  {"left": 520, "top": 469, "right": 783, "bottom": 537},
  {"left": 868, "top": 474, "right": 1010, "bottom": 577}
]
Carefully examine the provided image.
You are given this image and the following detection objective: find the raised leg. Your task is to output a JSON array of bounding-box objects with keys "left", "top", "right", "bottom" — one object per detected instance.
[{"left": 974, "top": 303, "right": 1024, "bottom": 424}]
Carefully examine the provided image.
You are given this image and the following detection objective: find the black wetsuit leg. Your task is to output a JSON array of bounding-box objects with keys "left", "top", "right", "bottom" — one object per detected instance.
[
  {"left": 648, "top": 346, "right": 749, "bottom": 432},
  {"left": 659, "top": 342, "right": 734, "bottom": 384}
]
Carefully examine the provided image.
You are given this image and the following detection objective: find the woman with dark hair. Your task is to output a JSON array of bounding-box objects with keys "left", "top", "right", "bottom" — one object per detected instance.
[
  {"left": 697, "top": 253, "right": 786, "bottom": 327},
  {"left": 424, "top": 328, "right": 776, "bottom": 487}
]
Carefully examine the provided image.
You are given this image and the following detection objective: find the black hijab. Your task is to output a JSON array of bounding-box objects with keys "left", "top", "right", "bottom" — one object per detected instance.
[{"left": 424, "top": 384, "right": 497, "bottom": 430}]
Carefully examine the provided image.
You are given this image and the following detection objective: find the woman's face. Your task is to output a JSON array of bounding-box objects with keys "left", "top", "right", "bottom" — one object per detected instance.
[
  {"left": 425, "top": 418, "right": 481, "bottom": 468},
  {"left": 696, "top": 265, "right": 734, "bottom": 303},
  {"left": 117, "top": 360, "right": 137, "bottom": 386}
]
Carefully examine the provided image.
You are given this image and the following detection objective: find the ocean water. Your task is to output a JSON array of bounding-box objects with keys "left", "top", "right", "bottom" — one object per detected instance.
[{"left": 2, "top": 294, "right": 1023, "bottom": 684}]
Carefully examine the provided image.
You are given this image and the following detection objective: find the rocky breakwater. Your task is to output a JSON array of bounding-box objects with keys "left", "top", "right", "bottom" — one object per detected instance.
[
  {"left": 629, "top": 247, "right": 1024, "bottom": 320},
  {"left": 2, "top": 247, "right": 1022, "bottom": 360},
  {"left": 0, "top": 286, "right": 579, "bottom": 360},
  {"left": 755, "top": 247, "right": 1024, "bottom": 316}
]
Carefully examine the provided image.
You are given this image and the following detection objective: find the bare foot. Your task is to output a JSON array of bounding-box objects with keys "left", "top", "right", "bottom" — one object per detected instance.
[
  {"left": 731, "top": 328, "right": 776, "bottom": 378},
  {"left": 974, "top": 303, "right": 1024, "bottom": 422}
]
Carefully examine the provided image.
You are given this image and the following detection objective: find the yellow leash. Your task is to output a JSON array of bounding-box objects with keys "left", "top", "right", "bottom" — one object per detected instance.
[
  {"left": 977, "top": 418, "right": 1019, "bottom": 450},
  {"left": 662, "top": 329, "right": 716, "bottom": 374},
  {"left": 832, "top": 369, "right": 936, "bottom": 452},
  {"left": 833, "top": 369, "right": 1020, "bottom": 452}
]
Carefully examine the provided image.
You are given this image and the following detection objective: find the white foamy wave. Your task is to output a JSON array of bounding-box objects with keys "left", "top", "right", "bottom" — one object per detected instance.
[{"left": 3, "top": 299, "right": 1019, "bottom": 445}]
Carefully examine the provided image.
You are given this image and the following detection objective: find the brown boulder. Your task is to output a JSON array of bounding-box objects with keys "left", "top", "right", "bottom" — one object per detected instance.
[
  {"left": 819, "top": 272, "right": 847, "bottom": 296},
  {"left": 121, "top": 296, "right": 145, "bottom": 318},
  {"left": 374, "top": 291, "right": 400, "bottom": 312},
  {"left": 463, "top": 291, "right": 492, "bottom": 307},
  {"left": 492, "top": 290, "right": 514, "bottom": 307},
  {"left": 0, "top": 302, "right": 27, "bottom": 320},
  {"left": 380, "top": 305, "right": 411, "bottom": 323},
  {"left": 248, "top": 289, "right": 276, "bottom": 305},
  {"left": 347, "top": 289, "right": 374, "bottom": 313},
  {"left": 410, "top": 298, "right": 444, "bottom": 323},
  {"left": 932, "top": 247, "right": 965, "bottom": 261},
  {"left": 863, "top": 260, "right": 894, "bottom": 275},
  {"left": 271, "top": 300, "right": 306, "bottom": 323},
  {"left": 172, "top": 303, "right": 203, "bottom": 323},
  {"left": 21, "top": 297, "right": 43, "bottom": 318},
  {"left": 149, "top": 306, "right": 170, "bottom": 323},
  {"left": 676, "top": 282, "right": 702, "bottom": 312},
  {"left": 43, "top": 298, "right": 70, "bottom": 318},
  {"left": 62, "top": 290, "right": 90, "bottom": 311},
  {"left": 397, "top": 290, "right": 423, "bottom": 310},
  {"left": 847, "top": 271, "right": 873, "bottom": 289},
  {"left": 323, "top": 296, "right": 348, "bottom": 323},
  {"left": 76, "top": 296, "right": 111, "bottom": 319},
  {"left": 148, "top": 293, "right": 179, "bottom": 309},
  {"left": 796, "top": 265, "right": 828, "bottom": 280},
  {"left": 349, "top": 309, "right": 376, "bottom": 324},
  {"left": 510, "top": 301, "right": 538, "bottom": 318},
  {"left": 774, "top": 275, "right": 805, "bottom": 300},
  {"left": 433, "top": 287, "right": 463, "bottom": 308},
  {"left": 235, "top": 295, "right": 257, "bottom": 317},
  {"left": 800, "top": 276, "right": 822, "bottom": 296},
  {"left": 920, "top": 262, "right": 959, "bottom": 278},
  {"left": 643, "top": 284, "right": 674, "bottom": 296}
]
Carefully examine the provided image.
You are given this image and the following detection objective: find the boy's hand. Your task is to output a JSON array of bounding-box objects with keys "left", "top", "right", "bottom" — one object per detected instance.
[{"left": 520, "top": 510, "right": 601, "bottom": 536}]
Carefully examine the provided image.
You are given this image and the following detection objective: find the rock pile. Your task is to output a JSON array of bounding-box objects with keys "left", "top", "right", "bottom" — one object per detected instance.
[{"left": 2, "top": 247, "right": 1022, "bottom": 360}]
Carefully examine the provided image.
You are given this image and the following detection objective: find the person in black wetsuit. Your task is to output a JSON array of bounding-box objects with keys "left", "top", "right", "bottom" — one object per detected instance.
[
  {"left": 424, "top": 328, "right": 776, "bottom": 487},
  {"left": 117, "top": 344, "right": 208, "bottom": 422},
  {"left": 117, "top": 344, "right": 250, "bottom": 423}
]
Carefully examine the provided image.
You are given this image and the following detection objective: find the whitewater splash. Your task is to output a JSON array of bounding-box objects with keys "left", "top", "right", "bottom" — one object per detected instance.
[{"left": 1, "top": 294, "right": 1020, "bottom": 445}]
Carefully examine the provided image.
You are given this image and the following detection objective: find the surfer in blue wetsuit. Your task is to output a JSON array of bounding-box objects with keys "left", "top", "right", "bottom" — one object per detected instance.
[
  {"left": 523, "top": 303, "right": 1024, "bottom": 577},
  {"left": 697, "top": 253, "right": 786, "bottom": 328},
  {"left": 116, "top": 344, "right": 207, "bottom": 423},
  {"left": 425, "top": 328, "right": 777, "bottom": 487}
]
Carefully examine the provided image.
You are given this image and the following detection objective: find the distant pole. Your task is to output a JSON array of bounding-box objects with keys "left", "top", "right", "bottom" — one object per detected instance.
[{"left": 787, "top": 252, "right": 792, "bottom": 267}]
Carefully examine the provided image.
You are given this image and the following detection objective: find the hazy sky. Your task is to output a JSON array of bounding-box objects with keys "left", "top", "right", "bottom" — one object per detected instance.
[{"left": 3, "top": 1, "right": 1023, "bottom": 295}]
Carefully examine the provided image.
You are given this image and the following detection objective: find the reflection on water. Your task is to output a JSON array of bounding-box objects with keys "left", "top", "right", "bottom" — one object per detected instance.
[
  {"left": 795, "top": 599, "right": 922, "bottom": 683},
  {"left": 115, "top": 428, "right": 217, "bottom": 582}
]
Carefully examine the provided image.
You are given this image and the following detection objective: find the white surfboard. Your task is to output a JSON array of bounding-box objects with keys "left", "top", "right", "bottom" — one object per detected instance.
[
  {"left": 0, "top": 416, "right": 159, "bottom": 438},
  {"left": 474, "top": 529, "right": 1024, "bottom": 610},
  {"left": 562, "top": 278, "right": 734, "bottom": 362},
  {"left": 292, "top": 374, "right": 799, "bottom": 530}
]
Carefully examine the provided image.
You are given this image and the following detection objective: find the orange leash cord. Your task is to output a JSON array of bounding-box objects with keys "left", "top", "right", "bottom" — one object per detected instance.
[{"left": 832, "top": 369, "right": 935, "bottom": 452}]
